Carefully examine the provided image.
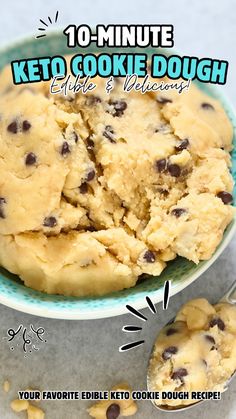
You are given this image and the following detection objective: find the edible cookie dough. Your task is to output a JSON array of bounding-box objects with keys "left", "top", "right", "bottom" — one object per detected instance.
[
  {"left": 0, "top": 61, "right": 234, "bottom": 296},
  {"left": 88, "top": 383, "right": 137, "bottom": 419},
  {"left": 11, "top": 399, "right": 45, "bottom": 418},
  {"left": 148, "top": 298, "right": 236, "bottom": 407}
]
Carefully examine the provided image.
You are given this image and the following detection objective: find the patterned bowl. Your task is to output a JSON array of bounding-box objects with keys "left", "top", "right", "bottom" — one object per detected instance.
[{"left": 0, "top": 32, "right": 235, "bottom": 319}]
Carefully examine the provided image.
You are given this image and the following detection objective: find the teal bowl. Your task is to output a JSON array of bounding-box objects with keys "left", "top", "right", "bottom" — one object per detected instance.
[{"left": 0, "top": 32, "right": 235, "bottom": 319}]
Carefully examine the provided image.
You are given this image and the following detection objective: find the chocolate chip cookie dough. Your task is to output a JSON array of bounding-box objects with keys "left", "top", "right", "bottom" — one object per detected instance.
[
  {"left": 148, "top": 299, "right": 236, "bottom": 407},
  {"left": 0, "top": 62, "right": 234, "bottom": 296}
]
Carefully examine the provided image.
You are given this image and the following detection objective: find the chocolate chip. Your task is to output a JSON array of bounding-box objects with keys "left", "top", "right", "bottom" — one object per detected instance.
[
  {"left": 109, "top": 100, "right": 127, "bottom": 117},
  {"left": 155, "top": 158, "right": 167, "bottom": 173},
  {"left": 7, "top": 120, "right": 18, "bottom": 134},
  {"left": 72, "top": 132, "right": 78, "bottom": 143},
  {"left": 43, "top": 216, "right": 57, "bottom": 228},
  {"left": 171, "top": 208, "right": 187, "bottom": 218},
  {"left": 202, "top": 359, "right": 207, "bottom": 367},
  {"left": 157, "top": 96, "right": 172, "bottom": 104},
  {"left": 106, "top": 403, "right": 120, "bottom": 419},
  {"left": 217, "top": 191, "right": 233, "bottom": 205},
  {"left": 25, "top": 152, "right": 37, "bottom": 166},
  {"left": 61, "top": 142, "right": 71, "bottom": 156},
  {"left": 209, "top": 317, "right": 225, "bottom": 331},
  {"left": 86, "top": 169, "right": 95, "bottom": 182},
  {"left": 201, "top": 102, "right": 215, "bottom": 111},
  {"left": 86, "top": 137, "right": 94, "bottom": 150},
  {"left": 166, "top": 327, "right": 177, "bottom": 336},
  {"left": 157, "top": 188, "right": 169, "bottom": 197},
  {"left": 22, "top": 120, "right": 31, "bottom": 131},
  {"left": 103, "top": 125, "right": 116, "bottom": 143},
  {"left": 67, "top": 96, "right": 75, "bottom": 102},
  {"left": 0, "top": 197, "right": 6, "bottom": 219},
  {"left": 171, "top": 368, "right": 188, "bottom": 382},
  {"left": 86, "top": 95, "right": 101, "bottom": 106},
  {"left": 168, "top": 163, "right": 181, "bottom": 177},
  {"left": 143, "top": 250, "right": 156, "bottom": 263},
  {"left": 79, "top": 182, "right": 88, "bottom": 194},
  {"left": 205, "top": 335, "right": 215, "bottom": 345},
  {"left": 175, "top": 139, "right": 189, "bottom": 152},
  {"left": 162, "top": 346, "right": 178, "bottom": 360}
]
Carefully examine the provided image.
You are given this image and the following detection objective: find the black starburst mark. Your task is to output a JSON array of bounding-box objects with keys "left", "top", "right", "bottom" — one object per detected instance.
[{"left": 119, "top": 282, "right": 171, "bottom": 352}]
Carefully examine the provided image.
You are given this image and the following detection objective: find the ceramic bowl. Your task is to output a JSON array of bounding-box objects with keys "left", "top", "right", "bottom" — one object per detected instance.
[{"left": 0, "top": 32, "right": 235, "bottom": 319}]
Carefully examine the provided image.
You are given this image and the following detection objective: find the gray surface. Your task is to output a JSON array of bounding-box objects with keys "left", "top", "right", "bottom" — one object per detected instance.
[{"left": 0, "top": 0, "right": 236, "bottom": 418}]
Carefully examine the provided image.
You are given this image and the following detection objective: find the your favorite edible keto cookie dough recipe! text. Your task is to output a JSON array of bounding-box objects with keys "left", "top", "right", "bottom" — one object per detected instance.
[{"left": 0, "top": 61, "right": 234, "bottom": 296}]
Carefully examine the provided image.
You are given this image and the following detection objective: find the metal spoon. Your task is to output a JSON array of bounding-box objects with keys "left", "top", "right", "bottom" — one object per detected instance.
[{"left": 147, "top": 280, "right": 236, "bottom": 412}]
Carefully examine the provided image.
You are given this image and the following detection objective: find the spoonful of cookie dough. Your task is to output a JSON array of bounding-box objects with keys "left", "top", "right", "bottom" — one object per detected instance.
[{"left": 147, "top": 280, "right": 236, "bottom": 411}]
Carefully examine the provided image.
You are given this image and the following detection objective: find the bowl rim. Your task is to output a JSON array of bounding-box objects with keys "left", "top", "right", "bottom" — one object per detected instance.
[{"left": 0, "top": 32, "right": 235, "bottom": 320}]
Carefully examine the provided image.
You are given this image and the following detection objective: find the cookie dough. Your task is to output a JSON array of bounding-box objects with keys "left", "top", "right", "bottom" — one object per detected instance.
[
  {"left": 3, "top": 379, "right": 10, "bottom": 393},
  {"left": 148, "top": 298, "right": 236, "bottom": 407},
  {"left": 88, "top": 383, "right": 137, "bottom": 419},
  {"left": 11, "top": 398, "right": 45, "bottom": 419},
  {"left": 0, "top": 62, "right": 234, "bottom": 296}
]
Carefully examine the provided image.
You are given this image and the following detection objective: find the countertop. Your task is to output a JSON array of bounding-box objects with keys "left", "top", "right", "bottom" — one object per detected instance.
[{"left": 0, "top": 0, "right": 235, "bottom": 418}]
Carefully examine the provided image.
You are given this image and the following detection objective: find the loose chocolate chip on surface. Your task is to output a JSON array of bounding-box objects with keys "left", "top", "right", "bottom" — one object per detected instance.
[
  {"left": 43, "top": 216, "right": 57, "bottom": 228},
  {"left": 166, "top": 327, "right": 177, "bottom": 336},
  {"left": 0, "top": 197, "right": 6, "bottom": 219},
  {"left": 155, "top": 158, "right": 167, "bottom": 173},
  {"left": 103, "top": 125, "right": 116, "bottom": 143},
  {"left": 25, "top": 152, "right": 37, "bottom": 166},
  {"left": 109, "top": 100, "right": 127, "bottom": 117},
  {"left": 171, "top": 208, "right": 187, "bottom": 218},
  {"left": 79, "top": 182, "right": 88, "bottom": 194},
  {"left": 143, "top": 250, "right": 156, "bottom": 263},
  {"left": 7, "top": 120, "right": 18, "bottom": 134},
  {"left": 22, "top": 120, "right": 31, "bottom": 131},
  {"left": 171, "top": 368, "right": 188, "bottom": 382},
  {"left": 162, "top": 346, "right": 178, "bottom": 360},
  {"left": 86, "top": 95, "right": 101, "bottom": 106},
  {"left": 201, "top": 102, "right": 215, "bottom": 110},
  {"left": 61, "top": 141, "right": 71, "bottom": 156},
  {"left": 168, "top": 163, "right": 181, "bottom": 177},
  {"left": 209, "top": 317, "right": 225, "bottom": 331},
  {"left": 217, "top": 191, "right": 233, "bottom": 205},
  {"left": 106, "top": 403, "right": 120, "bottom": 419},
  {"left": 157, "top": 96, "right": 172, "bottom": 104},
  {"left": 86, "top": 169, "right": 95, "bottom": 182},
  {"left": 175, "top": 138, "right": 189, "bottom": 152},
  {"left": 205, "top": 335, "right": 215, "bottom": 345}
]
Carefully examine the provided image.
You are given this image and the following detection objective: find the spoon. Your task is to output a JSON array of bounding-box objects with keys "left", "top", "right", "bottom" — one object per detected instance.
[{"left": 147, "top": 280, "right": 236, "bottom": 412}]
